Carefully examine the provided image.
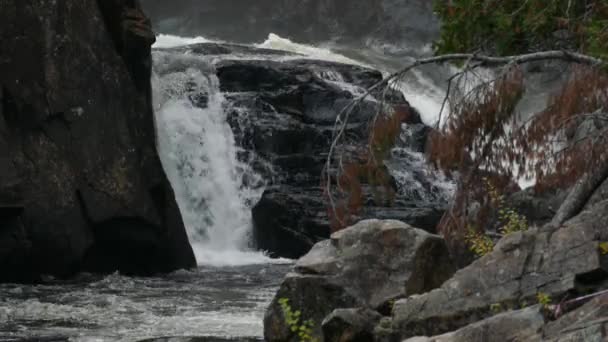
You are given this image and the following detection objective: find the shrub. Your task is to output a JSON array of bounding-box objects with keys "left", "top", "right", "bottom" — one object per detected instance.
[
  {"left": 434, "top": 0, "right": 608, "bottom": 58},
  {"left": 537, "top": 292, "right": 552, "bottom": 308},
  {"left": 465, "top": 227, "right": 495, "bottom": 257}
]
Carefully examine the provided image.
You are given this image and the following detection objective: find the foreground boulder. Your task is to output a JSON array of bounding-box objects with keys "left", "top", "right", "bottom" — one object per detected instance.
[
  {"left": 264, "top": 219, "right": 455, "bottom": 342},
  {"left": 390, "top": 199, "right": 608, "bottom": 339},
  {"left": 0, "top": 0, "right": 195, "bottom": 281}
]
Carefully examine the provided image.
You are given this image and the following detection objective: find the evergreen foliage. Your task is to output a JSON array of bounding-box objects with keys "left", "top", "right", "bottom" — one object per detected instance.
[{"left": 434, "top": 0, "right": 608, "bottom": 58}]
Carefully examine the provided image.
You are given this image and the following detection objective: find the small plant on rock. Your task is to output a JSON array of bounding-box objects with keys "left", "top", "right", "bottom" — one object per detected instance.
[
  {"left": 490, "top": 303, "right": 503, "bottom": 313},
  {"left": 465, "top": 226, "right": 495, "bottom": 257},
  {"left": 278, "top": 298, "right": 318, "bottom": 342},
  {"left": 599, "top": 242, "right": 608, "bottom": 255},
  {"left": 484, "top": 177, "right": 529, "bottom": 235},
  {"left": 537, "top": 292, "right": 552, "bottom": 308}
]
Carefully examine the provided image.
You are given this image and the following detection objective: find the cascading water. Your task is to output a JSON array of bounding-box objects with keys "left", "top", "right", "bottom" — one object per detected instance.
[{"left": 152, "top": 52, "right": 273, "bottom": 266}]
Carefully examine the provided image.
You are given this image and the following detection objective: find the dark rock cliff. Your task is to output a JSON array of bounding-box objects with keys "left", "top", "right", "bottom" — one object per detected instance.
[{"left": 0, "top": 0, "right": 196, "bottom": 282}]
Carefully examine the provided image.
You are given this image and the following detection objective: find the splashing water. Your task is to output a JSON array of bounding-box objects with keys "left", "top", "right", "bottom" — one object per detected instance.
[
  {"left": 153, "top": 33, "right": 214, "bottom": 48},
  {"left": 152, "top": 53, "right": 279, "bottom": 266}
]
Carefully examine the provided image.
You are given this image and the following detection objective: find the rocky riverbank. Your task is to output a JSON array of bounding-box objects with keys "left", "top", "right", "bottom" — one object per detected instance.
[{"left": 264, "top": 197, "right": 608, "bottom": 341}]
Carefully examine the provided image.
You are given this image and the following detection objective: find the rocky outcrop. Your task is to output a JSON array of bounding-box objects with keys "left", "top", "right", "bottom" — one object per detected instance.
[
  {"left": 404, "top": 293, "right": 608, "bottom": 341},
  {"left": 141, "top": 0, "right": 438, "bottom": 53},
  {"left": 0, "top": 0, "right": 195, "bottom": 281},
  {"left": 262, "top": 201, "right": 608, "bottom": 342},
  {"left": 264, "top": 219, "right": 455, "bottom": 342},
  {"left": 390, "top": 198, "right": 608, "bottom": 339}
]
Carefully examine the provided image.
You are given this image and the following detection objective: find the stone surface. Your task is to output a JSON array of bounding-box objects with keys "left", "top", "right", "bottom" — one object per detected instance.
[
  {"left": 0, "top": 0, "right": 195, "bottom": 281},
  {"left": 402, "top": 294, "right": 608, "bottom": 342},
  {"left": 541, "top": 295, "right": 608, "bottom": 341},
  {"left": 264, "top": 219, "right": 455, "bottom": 342},
  {"left": 322, "top": 308, "right": 382, "bottom": 342},
  {"left": 507, "top": 188, "right": 566, "bottom": 227},
  {"left": 402, "top": 306, "right": 545, "bottom": 342},
  {"left": 391, "top": 199, "right": 608, "bottom": 339}
]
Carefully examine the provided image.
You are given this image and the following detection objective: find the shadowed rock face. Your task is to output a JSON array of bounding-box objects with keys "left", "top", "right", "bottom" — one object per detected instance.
[
  {"left": 0, "top": 0, "right": 195, "bottom": 281},
  {"left": 140, "top": 0, "right": 439, "bottom": 51}
]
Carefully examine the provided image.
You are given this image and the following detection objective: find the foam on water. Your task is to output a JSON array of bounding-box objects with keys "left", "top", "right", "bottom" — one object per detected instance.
[
  {"left": 256, "top": 33, "right": 366, "bottom": 66},
  {"left": 153, "top": 33, "right": 213, "bottom": 48},
  {"left": 0, "top": 266, "right": 290, "bottom": 341}
]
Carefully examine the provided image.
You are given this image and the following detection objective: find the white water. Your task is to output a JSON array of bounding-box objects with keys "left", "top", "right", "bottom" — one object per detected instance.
[
  {"left": 154, "top": 33, "right": 213, "bottom": 48},
  {"left": 152, "top": 51, "right": 280, "bottom": 266},
  {"left": 154, "top": 33, "right": 448, "bottom": 124},
  {"left": 256, "top": 33, "right": 366, "bottom": 66},
  {"left": 0, "top": 265, "right": 290, "bottom": 341}
]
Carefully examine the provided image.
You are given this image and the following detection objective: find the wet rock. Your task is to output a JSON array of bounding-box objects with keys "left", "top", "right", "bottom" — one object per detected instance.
[
  {"left": 0, "top": 0, "right": 195, "bottom": 281},
  {"left": 391, "top": 199, "right": 608, "bottom": 339},
  {"left": 252, "top": 187, "right": 329, "bottom": 259},
  {"left": 264, "top": 219, "right": 455, "bottom": 342},
  {"left": 322, "top": 308, "right": 382, "bottom": 342}
]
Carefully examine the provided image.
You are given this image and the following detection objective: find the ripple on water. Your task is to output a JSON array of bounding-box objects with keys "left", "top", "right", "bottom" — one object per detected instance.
[{"left": 0, "top": 264, "right": 291, "bottom": 342}]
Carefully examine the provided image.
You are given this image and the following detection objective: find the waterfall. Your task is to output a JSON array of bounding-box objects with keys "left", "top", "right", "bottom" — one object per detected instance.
[{"left": 151, "top": 52, "right": 274, "bottom": 266}]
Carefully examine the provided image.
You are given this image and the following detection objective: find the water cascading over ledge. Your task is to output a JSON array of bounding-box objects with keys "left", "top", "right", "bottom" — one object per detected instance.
[
  {"left": 149, "top": 37, "right": 455, "bottom": 262},
  {"left": 151, "top": 51, "right": 272, "bottom": 266}
]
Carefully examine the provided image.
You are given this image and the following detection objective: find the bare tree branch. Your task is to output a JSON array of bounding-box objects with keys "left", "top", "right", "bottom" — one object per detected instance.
[{"left": 324, "top": 49, "right": 605, "bottom": 229}]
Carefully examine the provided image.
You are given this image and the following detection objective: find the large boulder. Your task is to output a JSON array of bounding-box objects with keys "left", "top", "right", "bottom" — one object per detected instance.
[
  {"left": 0, "top": 0, "right": 195, "bottom": 281},
  {"left": 391, "top": 199, "right": 608, "bottom": 339},
  {"left": 264, "top": 219, "right": 455, "bottom": 342}
]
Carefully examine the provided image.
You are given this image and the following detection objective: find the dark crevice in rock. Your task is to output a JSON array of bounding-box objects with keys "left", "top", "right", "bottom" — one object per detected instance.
[{"left": 82, "top": 217, "right": 168, "bottom": 275}]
